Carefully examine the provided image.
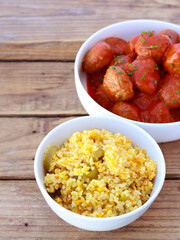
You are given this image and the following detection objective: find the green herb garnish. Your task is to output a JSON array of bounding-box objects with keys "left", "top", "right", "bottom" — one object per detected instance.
[
  {"left": 145, "top": 45, "right": 159, "bottom": 49},
  {"left": 169, "top": 35, "right": 172, "bottom": 39},
  {"left": 114, "top": 61, "right": 118, "bottom": 66},
  {"left": 117, "top": 55, "right": 125, "bottom": 58},
  {"left": 154, "top": 80, "right": 157, "bottom": 85},
  {"left": 176, "top": 90, "right": 180, "bottom": 94},
  {"left": 155, "top": 64, "right": 158, "bottom": 70},
  {"left": 120, "top": 59, "right": 125, "bottom": 63},
  {"left": 128, "top": 67, "right": 137, "bottom": 76},
  {"left": 141, "top": 31, "right": 147, "bottom": 36},
  {"left": 173, "top": 100, "right": 177, "bottom": 104},
  {"left": 118, "top": 71, "right": 123, "bottom": 74},
  {"left": 114, "top": 55, "right": 124, "bottom": 61},
  {"left": 148, "top": 31, "right": 154, "bottom": 37},
  {"left": 140, "top": 74, "right": 146, "bottom": 80},
  {"left": 100, "top": 77, "right": 103, "bottom": 83},
  {"left": 141, "top": 38, "right": 146, "bottom": 43},
  {"left": 111, "top": 66, "right": 116, "bottom": 70},
  {"left": 170, "top": 64, "right": 173, "bottom": 69}
]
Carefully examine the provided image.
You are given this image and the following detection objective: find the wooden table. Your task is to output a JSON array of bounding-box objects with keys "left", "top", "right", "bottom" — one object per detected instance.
[{"left": 0, "top": 1, "right": 180, "bottom": 239}]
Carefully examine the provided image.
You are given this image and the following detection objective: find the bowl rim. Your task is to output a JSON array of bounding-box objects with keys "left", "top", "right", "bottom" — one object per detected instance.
[
  {"left": 74, "top": 19, "right": 180, "bottom": 128},
  {"left": 34, "top": 116, "right": 166, "bottom": 222}
]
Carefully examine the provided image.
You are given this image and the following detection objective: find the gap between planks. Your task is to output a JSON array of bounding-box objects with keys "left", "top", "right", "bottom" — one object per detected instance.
[
  {"left": 0, "top": 113, "right": 87, "bottom": 118},
  {"left": 0, "top": 59, "right": 75, "bottom": 62}
]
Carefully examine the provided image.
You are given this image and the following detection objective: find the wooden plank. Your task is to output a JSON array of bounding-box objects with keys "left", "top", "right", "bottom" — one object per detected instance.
[
  {"left": 0, "top": 117, "right": 72, "bottom": 179},
  {"left": 159, "top": 141, "right": 180, "bottom": 178},
  {"left": 0, "top": 180, "right": 179, "bottom": 239},
  {"left": 0, "top": 0, "right": 179, "bottom": 60},
  {"left": 0, "top": 62, "right": 85, "bottom": 115},
  {"left": 0, "top": 117, "right": 179, "bottom": 179},
  {"left": 0, "top": 41, "right": 82, "bottom": 61}
]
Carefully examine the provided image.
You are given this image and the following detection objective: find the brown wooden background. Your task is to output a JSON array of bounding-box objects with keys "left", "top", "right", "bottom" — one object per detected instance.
[{"left": 0, "top": 0, "right": 180, "bottom": 239}]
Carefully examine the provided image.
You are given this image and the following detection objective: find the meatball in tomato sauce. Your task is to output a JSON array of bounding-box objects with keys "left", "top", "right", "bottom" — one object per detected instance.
[
  {"left": 105, "top": 37, "right": 127, "bottom": 55},
  {"left": 141, "top": 101, "right": 175, "bottom": 123},
  {"left": 129, "top": 57, "right": 160, "bottom": 95},
  {"left": 160, "top": 29, "right": 179, "bottom": 44},
  {"left": 112, "top": 102, "right": 140, "bottom": 121},
  {"left": 135, "top": 33, "right": 172, "bottom": 63},
  {"left": 103, "top": 66, "right": 134, "bottom": 102},
  {"left": 82, "top": 42, "right": 113, "bottom": 74},
  {"left": 109, "top": 54, "right": 135, "bottom": 73},
  {"left": 95, "top": 84, "right": 111, "bottom": 109},
  {"left": 164, "top": 43, "right": 180, "bottom": 74},
  {"left": 159, "top": 74, "right": 180, "bottom": 108}
]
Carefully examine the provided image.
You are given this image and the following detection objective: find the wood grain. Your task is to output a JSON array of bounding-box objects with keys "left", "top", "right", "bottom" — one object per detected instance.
[
  {"left": 0, "top": 117, "right": 72, "bottom": 179},
  {"left": 0, "top": 180, "right": 179, "bottom": 239},
  {"left": 0, "top": 62, "right": 85, "bottom": 115},
  {"left": 0, "top": 0, "right": 179, "bottom": 238},
  {"left": 0, "top": 117, "right": 179, "bottom": 179},
  {"left": 0, "top": 0, "right": 179, "bottom": 60}
]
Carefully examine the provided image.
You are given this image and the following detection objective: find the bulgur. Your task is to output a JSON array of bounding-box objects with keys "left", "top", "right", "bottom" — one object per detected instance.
[{"left": 44, "top": 129, "right": 157, "bottom": 217}]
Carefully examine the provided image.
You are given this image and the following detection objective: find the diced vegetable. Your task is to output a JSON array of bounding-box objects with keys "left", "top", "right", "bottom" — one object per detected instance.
[
  {"left": 44, "top": 145, "right": 58, "bottom": 172},
  {"left": 85, "top": 165, "right": 98, "bottom": 180},
  {"left": 92, "top": 146, "right": 104, "bottom": 161}
]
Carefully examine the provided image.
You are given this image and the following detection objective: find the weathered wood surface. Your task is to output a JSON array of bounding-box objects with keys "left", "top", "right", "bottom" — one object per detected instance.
[
  {"left": 0, "top": 117, "right": 179, "bottom": 179},
  {"left": 0, "top": 180, "right": 179, "bottom": 239},
  {"left": 0, "top": 0, "right": 180, "bottom": 238},
  {"left": 0, "top": 0, "right": 179, "bottom": 60},
  {"left": 0, "top": 62, "right": 85, "bottom": 115}
]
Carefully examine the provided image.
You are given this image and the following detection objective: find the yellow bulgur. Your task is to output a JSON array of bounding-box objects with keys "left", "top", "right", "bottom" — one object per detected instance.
[{"left": 44, "top": 129, "right": 157, "bottom": 217}]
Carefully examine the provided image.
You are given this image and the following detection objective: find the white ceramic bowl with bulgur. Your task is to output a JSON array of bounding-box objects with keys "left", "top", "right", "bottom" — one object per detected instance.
[{"left": 34, "top": 116, "right": 165, "bottom": 231}]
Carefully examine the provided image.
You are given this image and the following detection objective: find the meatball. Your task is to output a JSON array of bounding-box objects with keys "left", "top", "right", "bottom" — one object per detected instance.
[
  {"left": 95, "top": 84, "right": 111, "bottom": 109},
  {"left": 129, "top": 57, "right": 160, "bottom": 94},
  {"left": 109, "top": 53, "right": 135, "bottom": 73},
  {"left": 132, "top": 91, "right": 158, "bottom": 111},
  {"left": 89, "top": 68, "right": 107, "bottom": 88},
  {"left": 82, "top": 42, "right": 113, "bottom": 74},
  {"left": 103, "top": 66, "right": 134, "bottom": 102},
  {"left": 128, "top": 34, "right": 140, "bottom": 54},
  {"left": 135, "top": 33, "right": 172, "bottom": 63},
  {"left": 112, "top": 101, "right": 140, "bottom": 121},
  {"left": 159, "top": 74, "right": 180, "bottom": 108},
  {"left": 171, "top": 108, "right": 180, "bottom": 121},
  {"left": 164, "top": 43, "right": 180, "bottom": 74},
  {"left": 141, "top": 101, "right": 174, "bottom": 123},
  {"left": 160, "top": 29, "right": 179, "bottom": 44},
  {"left": 105, "top": 37, "right": 127, "bottom": 55}
]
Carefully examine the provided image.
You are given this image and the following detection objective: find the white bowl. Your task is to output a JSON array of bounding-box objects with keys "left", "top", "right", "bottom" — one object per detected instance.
[
  {"left": 74, "top": 19, "right": 180, "bottom": 143},
  {"left": 34, "top": 116, "right": 165, "bottom": 231}
]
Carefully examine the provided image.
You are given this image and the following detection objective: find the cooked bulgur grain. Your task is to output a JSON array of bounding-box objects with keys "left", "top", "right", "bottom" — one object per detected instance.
[{"left": 44, "top": 129, "right": 157, "bottom": 217}]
